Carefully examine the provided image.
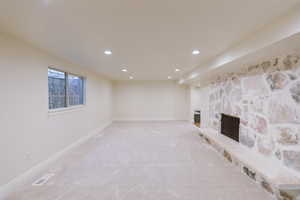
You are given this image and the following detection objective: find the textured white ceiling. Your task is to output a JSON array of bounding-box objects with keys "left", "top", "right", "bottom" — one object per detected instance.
[{"left": 0, "top": 0, "right": 299, "bottom": 80}]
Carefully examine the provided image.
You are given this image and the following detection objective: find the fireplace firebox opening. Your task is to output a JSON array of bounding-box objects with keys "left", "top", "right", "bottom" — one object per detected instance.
[{"left": 221, "top": 113, "right": 240, "bottom": 142}]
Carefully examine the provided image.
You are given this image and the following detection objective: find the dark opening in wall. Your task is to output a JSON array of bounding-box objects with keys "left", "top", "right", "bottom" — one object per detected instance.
[{"left": 221, "top": 114, "right": 240, "bottom": 142}]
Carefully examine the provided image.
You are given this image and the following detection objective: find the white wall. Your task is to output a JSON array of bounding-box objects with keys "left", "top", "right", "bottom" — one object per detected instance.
[
  {"left": 189, "top": 86, "right": 201, "bottom": 121},
  {"left": 113, "top": 81, "right": 190, "bottom": 121},
  {"left": 189, "top": 86, "right": 210, "bottom": 126},
  {"left": 197, "top": 86, "right": 210, "bottom": 128},
  {"left": 0, "top": 33, "right": 113, "bottom": 187}
]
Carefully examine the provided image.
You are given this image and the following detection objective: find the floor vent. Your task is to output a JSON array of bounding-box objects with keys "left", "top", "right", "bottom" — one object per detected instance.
[{"left": 32, "top": 173, "right": 55, "bottom": 186}]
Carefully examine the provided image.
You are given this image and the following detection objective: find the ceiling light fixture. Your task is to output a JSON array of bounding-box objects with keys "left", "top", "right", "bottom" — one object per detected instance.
[
  {"left": 104, "top": 50, "right": 112, "bottom": 55},
  {"left": 175, "top": 68, "right": 181, "bottom": 72},
  {"left": 121, "top": 69, "right": 128, "bottom": 72},
  {"left": 192, "top": 49, "right": 200, "bottom": 55}
]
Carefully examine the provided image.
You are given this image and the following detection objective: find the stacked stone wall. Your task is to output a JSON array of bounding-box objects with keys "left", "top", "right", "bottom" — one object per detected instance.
[{"left": 208, "top": 53, "right": 300, "bottom": 174}]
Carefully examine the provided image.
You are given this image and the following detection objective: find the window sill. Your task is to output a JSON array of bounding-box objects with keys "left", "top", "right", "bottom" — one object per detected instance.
[{"left": 48, "top": 105, "right": 86, "bottom": 116}]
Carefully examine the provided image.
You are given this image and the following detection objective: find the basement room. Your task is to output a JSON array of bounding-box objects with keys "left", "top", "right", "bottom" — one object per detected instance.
[{"left": 0, "top": 0, "right": 300, "bottom": 199}]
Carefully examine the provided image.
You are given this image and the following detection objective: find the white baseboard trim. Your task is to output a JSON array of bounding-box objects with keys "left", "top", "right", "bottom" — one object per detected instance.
[{"left": 0, "top": 121, "right": 112, "bottom": 199}]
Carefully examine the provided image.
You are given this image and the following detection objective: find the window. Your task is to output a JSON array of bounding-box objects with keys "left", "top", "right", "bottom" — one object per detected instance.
[
  {"left": 48, "top": 68, "right": 85, "bottom": 110},
  {"left": 68, "top": 74, "right": 84, "bottom": 106}
]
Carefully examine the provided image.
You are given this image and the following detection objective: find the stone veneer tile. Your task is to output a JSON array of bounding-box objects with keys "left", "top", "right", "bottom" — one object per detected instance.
[
  {"left": 278, "top": 189, "right": 300, "bottom": 200},
  {"left": 232, "top": 104, "right": 242, "bottom": 117},
  {"left": 294, "top": 66, "right": 300, "bottom": 77},
  {"left": 261, "top": 61, "right": 272, "bottom": 72},
  {"left": 287, "top": 72, "right": 298, "bottom": 81},
  {"left": 230, "top": 88, "right": 242, "bottom": 102},
  {"left": 224, "top": 81, "right": 233, "bottom": 96},
  {"left": 262, "top": 58, "right": 280, "bottom": 73},
  {"left": 231, "top": 75, "right": 241, "bottom": 86},
  {"left": 274, "top": 149, "right": 282, "bottom": 161},
  {"left": 266, "top": 72, "right": 290, "bottom": 90},
  {"left": 214, "top": 102, "right": 221, "bottom": 114},
  {"left": 269, "top": 93, "right": 300, "bottom": 124},
  {"left": 242, "top": 75, "right": 270, "bottom": 96},
  {"left": 257, "top": 136, "right": 275, "bottom": 156},
  {"left": 248, "top": 64, "right": 263, "bottom": 75},
  {"left": 260, "top": 178, "right": 274, "bottom": 194},
  {"left": 279, "top": 190, "right": 294, "bottom": 200},
  {"left": 250, "top": 114, "right": 268, "bottom": 135},
  {"left": 290, "top": 81, "right": 300, "bottom": 104},
  {"left": 274, "top": 126, "right": 299, "bottom": 146},
  {"left": 223, "top": 150, "right": 232, "bottom": 162},
  {"left": 239, "top": 126, "right": 255, "bottom": 148},
  {"left": 209, "top": 94, "right": 214, "bottom": 102},
  {"left": 249, "top": 96, "right": 268, "bottom": 115},
  {"left": 283, "top": 150, "right": 300, "bottom": 172},
  {"left": 282, "top": 55, "right": 300, "bottom": 70},
  {"left": 243, "top": 166, "right": 256, "bottom": 181},
  {"left": 222, "top": 97, "right": 232, "bottom": 115}
]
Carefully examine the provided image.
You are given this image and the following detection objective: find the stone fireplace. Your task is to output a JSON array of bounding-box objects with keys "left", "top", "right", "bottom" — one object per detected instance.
[
  {"left": 208, "top": 53, "right": 300, "bottom": 174},
  {"left": 199, "top": 53, "right": 300, "bottom": 199}
]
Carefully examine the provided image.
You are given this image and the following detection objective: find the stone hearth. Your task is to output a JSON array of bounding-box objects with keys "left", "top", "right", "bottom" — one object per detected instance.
[{"left": 198, "top": 127, "right": 300, "bottom": 200}]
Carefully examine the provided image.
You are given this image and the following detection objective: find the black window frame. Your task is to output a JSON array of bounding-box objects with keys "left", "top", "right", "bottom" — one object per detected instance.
[{"left": 48, "top": 68, "right": 86, "bottom": 110}]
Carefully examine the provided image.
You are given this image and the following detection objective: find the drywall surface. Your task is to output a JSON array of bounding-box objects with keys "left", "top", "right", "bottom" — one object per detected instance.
[
  {"left": 0, "top": 33, "right": 113, "bottom": 187},
  {"left": 113, "top": 81, "right": 190, "bottom": 121},
  {"left": 189, "top": 86, "right": 210, "bottom": 126},
  {"left": 197, "top": 87, "right": 210, "bottom": 127},
  {"left": 189, "top": 87, "right": 201, "bottom": 121}
]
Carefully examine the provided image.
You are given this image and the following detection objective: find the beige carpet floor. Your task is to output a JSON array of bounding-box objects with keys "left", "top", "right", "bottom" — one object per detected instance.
[{"left": 6, "top": 121, "right": 273, "bottom": 200}]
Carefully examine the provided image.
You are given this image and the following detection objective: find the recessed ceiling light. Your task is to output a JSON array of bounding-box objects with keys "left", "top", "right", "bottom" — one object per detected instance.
[
  {"left": 168, "top": 76, "right": 172, "bottom": 79},
  {"left": 122, "top": 69, "right": 128, "bottom": 72},
  {"left": 175, "top": 68, "right": 181, "bottom": 72},
  {"left": 192, "top": 49, "right": 200, "bottom": 55},
  {"left": 129, "top": 76, "right": 134, "bottom": 79},
  {"left": 104, "top": 50, "right": 112, "bottom": 55}
]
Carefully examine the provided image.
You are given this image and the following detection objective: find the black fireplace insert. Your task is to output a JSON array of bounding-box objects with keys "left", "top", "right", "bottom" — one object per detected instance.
[{"left": 221, "top": 114, "right": 240, "bottom": 142}]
